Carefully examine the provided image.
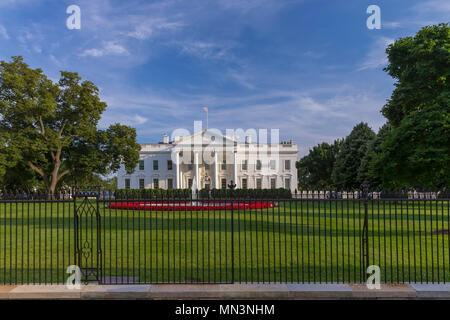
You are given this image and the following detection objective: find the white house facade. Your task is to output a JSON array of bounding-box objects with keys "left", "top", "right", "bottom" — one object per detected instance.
[{"left": 117, "top": 130, "right": 298, "bottom": 191}]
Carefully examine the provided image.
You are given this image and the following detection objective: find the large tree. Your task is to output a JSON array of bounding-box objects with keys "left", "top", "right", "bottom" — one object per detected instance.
[
  {"left": 296, "top": 139, "right": 343, "bottom": 189},
  {"left": 0, "top": 56, "right": 141, "bottom": 194},
  {"left": 331, "top": 122, "right": 376, "bottom": 190},
  {"left": 372, "top": 23, "right": 449, "bottom": 188},
  {"left": 357, "top": 123, "right": 391, "bottom": 189}
]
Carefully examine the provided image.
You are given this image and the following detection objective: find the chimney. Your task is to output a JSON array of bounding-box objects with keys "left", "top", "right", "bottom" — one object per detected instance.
[
  {"left": 163, "top": 134, "right": 169, "bottom": 144},
  {"left": 245, "top": 135, "right": 252, "bottom": 144}
]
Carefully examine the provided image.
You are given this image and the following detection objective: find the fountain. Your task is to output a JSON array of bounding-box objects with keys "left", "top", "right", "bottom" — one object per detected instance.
[{"left": 191, "top": 176, "right": 198, "bottom": 204}]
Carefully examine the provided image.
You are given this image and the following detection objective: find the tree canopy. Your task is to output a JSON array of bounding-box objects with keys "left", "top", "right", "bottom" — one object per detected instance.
[
  {"left": 357, "top": 123, "right": 391, "bottom": 189},
  {"left": 0, "top": 56, "right": 141, "bottom": 193},
  {"left": 372, "top": 23, "right": 449, "bottom": 188},
  {"left": 296, "top": 139, "right": 343, "bottom": 190},
  {"left": 331, "top": 122, "right": 376, "bottom": 190}
]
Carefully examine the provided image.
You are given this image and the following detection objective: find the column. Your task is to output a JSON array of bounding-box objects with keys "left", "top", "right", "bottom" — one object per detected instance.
[
  {"left": 175, "top": 152, "right": 180, "bottom": 189},
  {"left": 233, "top": 151, "right": 237, "bottom": 187},
  {"left": 214, "top": 151, "right": 219, "bottom": 189},
  {"left": 194, "top": 151, "right": 199, "bottom": 189}
]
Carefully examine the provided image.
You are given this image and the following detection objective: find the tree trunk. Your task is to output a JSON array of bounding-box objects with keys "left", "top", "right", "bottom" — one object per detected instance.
[{"left": 47, "top": 161, "right": 61, "bottom": 200}]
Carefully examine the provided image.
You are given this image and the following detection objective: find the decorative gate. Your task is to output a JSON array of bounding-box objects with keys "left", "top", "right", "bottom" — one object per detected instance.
[{"left": 74, "top": 193, "right": 102, "bottom": 283}]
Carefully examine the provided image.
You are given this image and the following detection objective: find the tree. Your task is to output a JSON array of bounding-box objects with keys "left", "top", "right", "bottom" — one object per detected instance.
[
  {"left": 357, "top": 123, "right": 391, "bottom": 189},
  {"left": 64, "top": 173, "right": 118, "bottom": 190},
  {"left": 0, "top": 56, "right": 141, "bottom": 194},
  {"left": 373, "top": 23, "right": 450, "bottom": 188},
  {"left": 296, "top": 139, "right": 343, "bottom": 189},
  {"left": 332, "top": 122, "right": 376, "bottom": 189}
]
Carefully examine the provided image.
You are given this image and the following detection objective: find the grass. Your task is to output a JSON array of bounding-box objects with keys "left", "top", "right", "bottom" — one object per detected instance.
[{"left": 0, "top": 199, "right": 449, "bottom": 284}]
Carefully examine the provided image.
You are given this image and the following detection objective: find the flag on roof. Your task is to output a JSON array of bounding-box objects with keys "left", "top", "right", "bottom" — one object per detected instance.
[{"left": 203, "top": 106, "right": 208, "bottom": 112}]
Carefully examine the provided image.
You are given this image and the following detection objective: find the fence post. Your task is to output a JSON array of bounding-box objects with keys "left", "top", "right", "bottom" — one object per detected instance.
[
  {"left": 96, "top": 191, "right": 102, "bottom": 284},
  {"left": 73, "top": 188, "right": 78, "bottom": 273},
  {"left": 230, "top": 188, "right": 235, "bottom": 283},
  {"left": 362, "top": 184, "right": 370, "bottom": 281}
]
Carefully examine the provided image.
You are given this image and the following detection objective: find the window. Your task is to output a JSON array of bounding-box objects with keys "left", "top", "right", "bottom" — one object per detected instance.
[
  {"left": 270, "top": 160, "right": 276, "bottom": 170},
  {"left": 256, "top": 160, "right": 262, "bottom": 170},
  {"left": 256, "top": 178, "right": 262, "bottom": 189},
  {"left": 139, "top": 179, "right": 145, "bottom": 189},
  {"left": 270, "top": 178, "right": 276, "bottom": 189},
  {"left": 205, "top": 163, "right": 210, "bottom": 170},
  {"left": 242, "top": 160, "right": 248, "bottom": 170},
  {"left": 167, "top": 178, "right": 173, "bottom": 189},
  {"left": 139, "top": 160, "right": 145, "bottom": 170},
  {"left": 221, "top": 160, "right": 227, "bottom": 170},
  {"left": 153, "top": 178, "right": 159, "bottom": 189},
  {"left": 221, "top": 178, "right": 227, "bottom": 189},
  {"left": 285, "top": 178, "right": 291, "bottom": 190},
  {"left": 188, "top": 164, "right": 193, "bottom": 171},
  {"left": 125, "top": 178, "right": 131, "bottom": 189},
  {"left": 285, "top": 160, "right": 291, "bottom": 170},
  {"left": 242, "top": 178, "right": 248, "bottom": 189},
  {"left": 167, "top": 160, "right": 173, "bottom": 170},
  {"left": 153, "top": 160, "right": 159, "bottom": 170},
  {"left": 188, "top": 179, "right": 193, "bottom": 189}
]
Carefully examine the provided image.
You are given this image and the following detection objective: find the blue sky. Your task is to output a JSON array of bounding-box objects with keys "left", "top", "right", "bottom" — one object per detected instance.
[{"left": 0, "top": 0, "right": 448, "bottom": 156}]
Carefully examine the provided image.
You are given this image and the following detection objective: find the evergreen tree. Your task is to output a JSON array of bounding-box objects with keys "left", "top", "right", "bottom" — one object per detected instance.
[
  {"left": 296, "top": 139, "right": 343, "bottom": 189},
  {"left": 357, "top": 123, "right": 392, "bottom": 189},
  {"left": 332, "top": 122, "right": 376, "bottom": 189}
]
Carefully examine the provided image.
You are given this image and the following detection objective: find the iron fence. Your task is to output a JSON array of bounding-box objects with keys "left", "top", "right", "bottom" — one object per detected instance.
[{"left": 0, "top": 189, "right": 449, "bottom": 284}]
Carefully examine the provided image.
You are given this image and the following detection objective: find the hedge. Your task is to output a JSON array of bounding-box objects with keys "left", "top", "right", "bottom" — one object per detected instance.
[{"left": 113, "top": 188, "right": 292, "bottom": 200}]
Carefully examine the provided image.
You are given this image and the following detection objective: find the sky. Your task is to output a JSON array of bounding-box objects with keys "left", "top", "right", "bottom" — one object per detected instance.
[{"left": 0, "top": 0, "right": 448, "bottom": 157}]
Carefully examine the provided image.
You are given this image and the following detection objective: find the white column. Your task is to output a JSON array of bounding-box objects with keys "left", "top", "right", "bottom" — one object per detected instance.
[
  {"left": 233, "top": 151, "right": 237, "bottom": 187},
  {"left": 214, "top": 152, "right": 219, "bottom": 189},
  {"left": 194, "top": 151, "right": 199, "bottom": 189},
  {"left": 175, "top": 152, "right": 180, "bottom": 189}
]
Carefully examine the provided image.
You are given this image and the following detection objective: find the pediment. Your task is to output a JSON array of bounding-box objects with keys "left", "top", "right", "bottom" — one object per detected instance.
[{"left": 173, "top": 130, "right": 236, "bottom": 147}]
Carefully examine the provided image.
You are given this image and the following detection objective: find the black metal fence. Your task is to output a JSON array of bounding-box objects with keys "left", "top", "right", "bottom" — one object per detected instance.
[{"left": 0, "top": 189, "right": 449, "bottom": 284}]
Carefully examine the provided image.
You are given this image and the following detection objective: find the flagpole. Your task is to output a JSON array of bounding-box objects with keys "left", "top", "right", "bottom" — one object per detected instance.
[{"left": 203, "top": 106, "right": 209, "bottom": 130}]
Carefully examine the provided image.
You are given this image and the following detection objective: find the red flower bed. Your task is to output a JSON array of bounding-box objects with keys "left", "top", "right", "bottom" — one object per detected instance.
[{"left": 108, "top": 201, "right": 277, "bottom": 211}]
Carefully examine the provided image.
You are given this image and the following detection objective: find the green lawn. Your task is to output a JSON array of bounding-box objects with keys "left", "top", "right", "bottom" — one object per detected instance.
[{"left": 0, "top": 199, "right": 449, "bottom": 284}]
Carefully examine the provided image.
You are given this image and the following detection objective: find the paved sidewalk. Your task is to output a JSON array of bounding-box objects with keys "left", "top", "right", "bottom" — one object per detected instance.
[{"left": 0, "top": 283, "right": 450, "bottom": 299}]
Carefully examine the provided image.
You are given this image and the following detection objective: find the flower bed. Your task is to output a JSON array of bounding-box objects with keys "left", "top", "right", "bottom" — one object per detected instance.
[{"left": 108, "top": 201, "right": 277, "bottom": 211}]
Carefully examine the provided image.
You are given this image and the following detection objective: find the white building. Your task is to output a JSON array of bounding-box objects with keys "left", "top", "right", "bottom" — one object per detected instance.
[{"left": 117, "top": 130, "right": 298, "bottom": 190}]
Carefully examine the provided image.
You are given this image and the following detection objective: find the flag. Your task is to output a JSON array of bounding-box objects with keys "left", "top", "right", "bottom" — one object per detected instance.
[{"left": 203, "top": 106, "right": 208, "bottom": 112}]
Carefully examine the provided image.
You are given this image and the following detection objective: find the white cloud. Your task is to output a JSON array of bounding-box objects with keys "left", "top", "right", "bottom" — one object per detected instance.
[
  {"left": 0, "top": 0, "right": 34, "bottom": 8},
  {"left": 383, "top": 21, "right": 401, "bottom": 29},
  {"left": 176, "top": 40, "right": 237, "bottom": 61},
  {"left": 0, "top": 25, "right": 9, "bottom": 39},
  {"left": 81, "top": 48, "right": 104, "bottom": 57},
  {"left": 412, "top": 0, "right": 450, "bottom": 13},
  {"left": 357, "top": 37, "right": 394, "bottom": 71},
  {"left": 99, "top": 114, "right": 148, "bottom": 128},
  {"left": 126, "top": 18, "right": 184, "bottom": 40},
  {"left": 227, "top": 69, "right": 256, "bottom": 89},
  {"left": 387, "top": 0, "right": 450, "bottom": 29},
  {"left": 17, "top": 30, "right": 34, "bottom": 44},
  {"left": 81, "top": 41, "right": 130, "bottom": 57}
]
